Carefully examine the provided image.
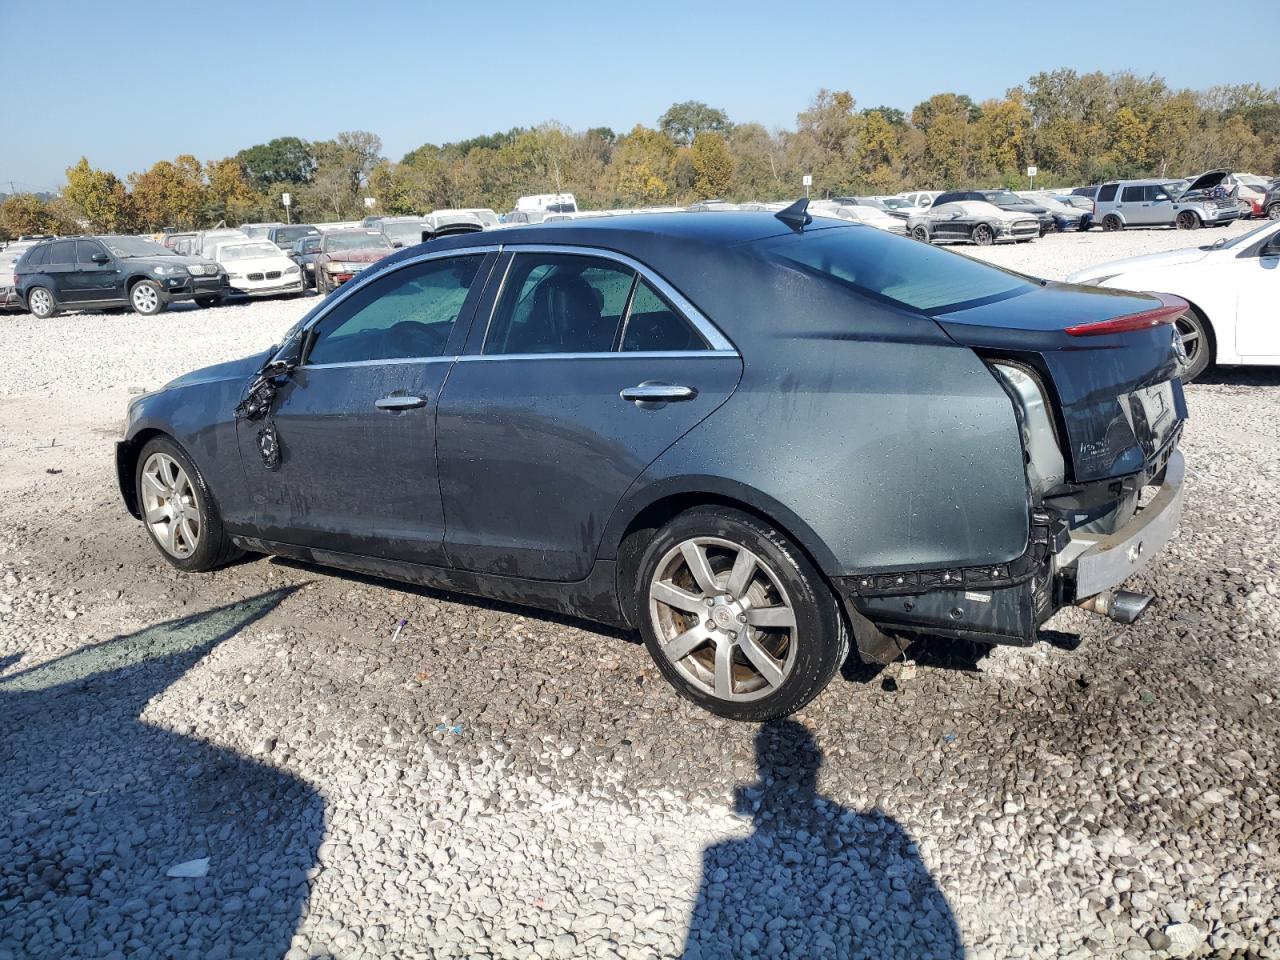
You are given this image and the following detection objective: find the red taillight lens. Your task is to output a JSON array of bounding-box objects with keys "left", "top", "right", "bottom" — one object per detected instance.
[{"left": 1065, "top": 293, "right": 1188, "bottom": 337}]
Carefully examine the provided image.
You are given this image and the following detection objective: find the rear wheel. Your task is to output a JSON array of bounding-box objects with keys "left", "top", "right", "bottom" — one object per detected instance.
[
  {"left": 910, "top": 225, "right": 931, "bottom": 243},
  {"left": 130, "top": 280, "right": 166, "bottom": 315},
  {"left": 1102, "top": 214, "right": 1123, "bottom": 232},
  {"left": 635, "top": 506, "right": 849, "bottom": 721},
  {"left": 971, "top": 223, "right": 994, "bottom": 245},
  {"left": 136, "top": 436, "right": 242, "bottom": 572},
  {"left": 26, "top": 286, "right": 56, "bottom": 319},
  {"left": 1175, "top": 210, "right": 1200, "bottom": 230},
  {"left": 1174, "top": 307, "right": 1212, "bottom": 383}
]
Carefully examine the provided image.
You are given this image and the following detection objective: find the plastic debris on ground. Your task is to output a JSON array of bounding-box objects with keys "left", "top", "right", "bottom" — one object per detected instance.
[{"left": 166, "top": 857, "right": 210, "bottom": 879}]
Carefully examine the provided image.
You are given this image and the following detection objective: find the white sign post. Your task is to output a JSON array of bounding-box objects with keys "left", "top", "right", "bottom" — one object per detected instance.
[
  {"left": 281, "top": 191, "right": 292, "bottom": 224},
  {"left": 802, "top": 173, "right": 813, "bottom": 199},
  {"left": 1026, "top": 165, "right": 1038, "bottom": 190},
  {"left": 364, "top": 197, "right": 376, "bottom": 209}
]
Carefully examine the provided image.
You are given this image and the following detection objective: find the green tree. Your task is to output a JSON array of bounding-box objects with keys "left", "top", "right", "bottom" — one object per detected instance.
[
  {"left": 63, "top": 158, "right": 134, "bottom": 232},
  {"left": 235, "top": 137, "right": 317, "bottom": 193},
  {"left": 609, "top": 125, "right": 676, "bottom": 205},
  {"left": 658, "top": 101, "right": 731, "bottom": 146}
]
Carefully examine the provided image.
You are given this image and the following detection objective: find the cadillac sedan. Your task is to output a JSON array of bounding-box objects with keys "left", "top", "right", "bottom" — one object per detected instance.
[{"left": 117, "top": 206, "right": 1187, "bottom": 720}]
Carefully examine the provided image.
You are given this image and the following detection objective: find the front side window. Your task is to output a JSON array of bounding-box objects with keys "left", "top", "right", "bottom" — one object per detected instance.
[
  {"left": 76, "top": 240, "right": 108, "bottom": 264},
  {"left": 306, "top": 255, "right": 485, "bottom": 366},
  {"left": 484, "top": 254, "right": 634, "bottom": 355},
  {"left": 1121, "top": 186, "right": 1146, "bottom": 202}
]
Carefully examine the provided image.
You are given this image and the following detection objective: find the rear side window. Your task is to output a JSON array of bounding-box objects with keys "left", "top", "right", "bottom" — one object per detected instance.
[
  {"left": 306, "top": 255, "right": 485, "bottom": 365},
  {"left": 46, "top": 240, "right": 75, "bottom": 265},
  {"left": 484, "top": 254, "right": 634, "bottom": 355},
  {"left": 762, "top": 226, "right": 1035, "bottom": 315},
  {"left": 1097, "top": 184, "right": 1119, "bottom": 202},
  {"left": 621, "top": 280, "right": 706, "bottom": 352}
]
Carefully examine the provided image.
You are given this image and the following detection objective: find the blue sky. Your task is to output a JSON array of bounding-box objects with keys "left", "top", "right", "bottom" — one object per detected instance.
[{"left": 2, "top": 0, "right": 1274, "bottom": 191}]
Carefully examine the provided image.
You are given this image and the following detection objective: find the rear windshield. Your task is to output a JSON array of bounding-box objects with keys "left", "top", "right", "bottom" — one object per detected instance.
[{"left": 760, "top": 225, "right": 1035, "bottom": 315}]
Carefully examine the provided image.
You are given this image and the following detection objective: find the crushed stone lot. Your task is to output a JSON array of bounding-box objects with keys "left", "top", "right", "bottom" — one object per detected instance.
[{"left": 1, "top": 220, "right": 1278, "bottom": 959}]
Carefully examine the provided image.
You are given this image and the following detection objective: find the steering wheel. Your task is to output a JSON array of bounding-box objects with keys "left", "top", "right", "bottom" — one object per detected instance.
[{"left": 384, "top": 320, "right": 449, "bottom": 358}]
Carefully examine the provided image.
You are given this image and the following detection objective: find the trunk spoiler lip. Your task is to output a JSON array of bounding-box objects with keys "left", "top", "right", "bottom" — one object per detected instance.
[{"left": 1064, "top": 292, "right": 1188, "bottom": 337}]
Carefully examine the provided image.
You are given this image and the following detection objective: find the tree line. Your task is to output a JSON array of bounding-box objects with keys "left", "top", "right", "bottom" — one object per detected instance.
[{"left": 2, "top": 70, "right": 1277, "bottom": 239}]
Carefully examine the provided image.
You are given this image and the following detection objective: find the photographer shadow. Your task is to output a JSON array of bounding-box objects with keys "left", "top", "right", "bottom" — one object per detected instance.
[{"left": 682, "top": 720, "right": 963, "bottom": 959}]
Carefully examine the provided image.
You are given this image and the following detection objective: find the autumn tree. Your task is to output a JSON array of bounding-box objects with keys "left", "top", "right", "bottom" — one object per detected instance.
[
  {"left": 128, "top": 155, "right": 205, "bottom": 230},
  {"left": 204, "top": 158, "right": 261, "bottom": 225},
  {"left": 63, "top": 158, "right": 134, "bottom": 232},
  {"left": 689, "top": 132, "right": 734, "bottom": 199},
  {"left": 0, "top": 194, "right": 80, "bottom": 239},
  {"left": 609, "top": 125, "right": 677, "bottom": 205}
]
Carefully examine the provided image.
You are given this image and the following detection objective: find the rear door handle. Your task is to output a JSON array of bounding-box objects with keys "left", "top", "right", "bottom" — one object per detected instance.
[
  {"left": 375, "top": 395, "right": 428, "bottom": 411},
  {"left": 620, "top": 382, "right": 697, "bottom": 403}
]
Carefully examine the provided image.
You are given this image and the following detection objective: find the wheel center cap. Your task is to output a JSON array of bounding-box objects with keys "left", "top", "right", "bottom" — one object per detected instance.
[{"left": 712, "top": 605, "right": 736, "bottom": 629}]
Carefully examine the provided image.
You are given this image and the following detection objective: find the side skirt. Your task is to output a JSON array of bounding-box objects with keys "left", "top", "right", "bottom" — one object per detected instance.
[{"left": 229, "top": 535, "right": 629, "bottom": 629}]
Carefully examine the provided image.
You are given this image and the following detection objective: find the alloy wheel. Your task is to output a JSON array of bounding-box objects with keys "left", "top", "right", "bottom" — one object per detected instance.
[
  {"left": 28, "top": 287, "right": 53, "bottom": 317},
  {"left": 132, "top": 283, "right": 160, "bottom": 313},
  {"left": 648, "top": 537, "right": 797, "bottom": 703},
  {"left": 140, "top": 452, "right": 201, "bottom": 558},
  {"left": 972, "top": 224, "right": 993, "bottom": 245},
  {"left": 1175, "top": 211, "right": 1198, "bottom": 230}
]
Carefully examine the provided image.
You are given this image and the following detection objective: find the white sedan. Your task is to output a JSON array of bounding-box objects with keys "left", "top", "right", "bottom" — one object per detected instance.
[
  {"left": 1066, "top": 219, "right": 1280, "bottom": 381},
  {"left": 211, "top": 240, "right": 305, "bottom": 300}
]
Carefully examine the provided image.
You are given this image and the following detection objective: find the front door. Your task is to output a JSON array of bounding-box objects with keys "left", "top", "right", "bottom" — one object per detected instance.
[
  {"left": 1233, "top": 241, "right": 1280, "bottom": 358},
  {"left": 235, "top": 252, "right": 493, "bottom": 566},
  {"left": 65, "top": 239, "right": 121, "bottom": 303},
  {"left": 437, "top": 250, "right": 742, "bottom": 581}
]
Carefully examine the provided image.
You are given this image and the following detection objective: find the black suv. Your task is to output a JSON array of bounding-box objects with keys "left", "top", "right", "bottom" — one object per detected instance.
[
  {"left": 15, "top": 235, "right": 227, "bottom": 318},
  {"left": 931, "top": 190, "right": 1057, "bottom": 235}
]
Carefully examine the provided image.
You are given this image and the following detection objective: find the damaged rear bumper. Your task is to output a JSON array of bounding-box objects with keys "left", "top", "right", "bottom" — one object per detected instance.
[{"left": 834, "top": 450, "right": 1185, "bottom": 659}]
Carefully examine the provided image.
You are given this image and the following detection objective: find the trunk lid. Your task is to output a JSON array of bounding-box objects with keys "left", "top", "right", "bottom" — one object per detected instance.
[{"left": 933, "top": 283, "right": 1187, "bottom": 483}]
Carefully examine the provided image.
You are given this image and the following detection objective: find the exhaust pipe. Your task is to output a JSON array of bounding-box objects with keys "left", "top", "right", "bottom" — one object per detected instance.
[{"left": 1077, "top": 590, "right": 1153, "bottom": 624}]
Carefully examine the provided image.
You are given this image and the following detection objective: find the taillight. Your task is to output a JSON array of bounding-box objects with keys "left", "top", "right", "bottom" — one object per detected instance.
[{"left": 1065, "top": 293, "right": 1188, "bottom": 337}]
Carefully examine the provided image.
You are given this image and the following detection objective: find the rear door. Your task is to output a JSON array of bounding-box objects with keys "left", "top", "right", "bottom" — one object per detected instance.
[
  {"left": 436, "top": 248, "right": 742, "bottom": 580},
  {"left": 42, "top": 240, "right": 77, "bottom": 300},
  {"left": 235, "top": 251, "right": 494, "bottom": 565}
]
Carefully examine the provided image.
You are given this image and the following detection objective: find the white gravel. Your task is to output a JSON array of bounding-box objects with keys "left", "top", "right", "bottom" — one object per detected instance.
[{"left": 1, "top": 226, "right": 1278, "bottom": 959}]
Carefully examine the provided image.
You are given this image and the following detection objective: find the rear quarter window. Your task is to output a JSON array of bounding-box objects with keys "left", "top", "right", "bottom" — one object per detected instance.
[
  {"left": 1097, "top": 184, "right": 1119, "bottom": 202},
  {"left": 760, "top": 226, "right": 1035, "bottom": 315}
]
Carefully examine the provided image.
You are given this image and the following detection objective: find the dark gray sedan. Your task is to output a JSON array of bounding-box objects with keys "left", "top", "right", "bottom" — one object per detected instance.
[{"left": 117, "top": 206, "right": 1188, "bottom": 720}]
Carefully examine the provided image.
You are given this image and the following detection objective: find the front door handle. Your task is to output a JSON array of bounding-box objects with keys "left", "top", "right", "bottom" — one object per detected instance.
[
  {"left": 375, "top": 395, "right": 428, "bottom": 411},
  {"left": 620, "top": 382, "right": 697, "bottom": 403}
]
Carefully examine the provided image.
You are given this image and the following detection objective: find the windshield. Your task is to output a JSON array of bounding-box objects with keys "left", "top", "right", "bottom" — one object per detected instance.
[
  {"left": 382, "top": 222, "right": 429, "bottom": 243},
  {"left": 879, "top": 198, "right": 910, "bottom": 210},
  {"left": 101, "top": 236, "right": 175, "bottom": 258},
  {"left": 273, "top": 226, "right": 317, "bottom": 246},
  {"left": 1203, "top": 219, "right": 1278, "bottom": 251},
  {"left": 1236, "top": 174, "right": 1266, "bottom": 187},
  {"left": 219, "top": 242, "right": 283, "bottom": 261},
  {"left": 987, "top": 192, "right": 1028, "bottom": 205},
  {"left": 324, "top": 232, "right": 393, "bottom": 252},
  {"left": 762, "top": 225, "right": 1035, "bottom": 315}
]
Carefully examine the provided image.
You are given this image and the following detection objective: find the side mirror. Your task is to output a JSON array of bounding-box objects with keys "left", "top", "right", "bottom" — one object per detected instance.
[
  {"left": 391, "top": 240, "right": 403, "bottom": 248},
  {"left": 91, "top": 252, "right": 110, "bottom": 264},
  {"left": 1153, "top": 194, "right": 1170, "bottom": 202}
]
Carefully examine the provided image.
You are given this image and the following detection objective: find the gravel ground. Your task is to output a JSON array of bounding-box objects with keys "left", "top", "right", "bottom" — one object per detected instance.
[{"left": 1, "top": 224, "right": 1278, "bottom": 959}]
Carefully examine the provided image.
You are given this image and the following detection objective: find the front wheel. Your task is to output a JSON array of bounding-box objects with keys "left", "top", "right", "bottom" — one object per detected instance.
[
  {"left": 26, "top": 285, "right": 57, "bottom": 318},
  {"left": 1175, "top": 210, "right": 1200, "bottom": 230},
  {"left": 910, "top": 225, "right": 931, "bottom": 243},
  {"left": 1267, "top": 204, "right": 1280, "bottom": 221},
  {"left": 130, "top": 280, "right": 167, "bottom": 316},
  {"left": 136, "top": 436, "right": 242, "bottom": 572},
  {"left": 635, "top": 506, "right": 849, "bottom": 721},
  {"left": 971, "top": 223, "right": 994, "bottom": 246}
]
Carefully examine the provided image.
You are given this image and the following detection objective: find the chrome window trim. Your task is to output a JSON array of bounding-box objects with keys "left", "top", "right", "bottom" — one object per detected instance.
[
  {"left": 282, "top": 245, "right": 502, "bottom": 367},
  {"left": 479, "top": 243, "right": 736, "bottom": 355},
  {"left": 305, "top": 356, "right": 457, "bottom": 371},
  {"left": 455, "top": 350, "right": 737, "bottom": 363}
]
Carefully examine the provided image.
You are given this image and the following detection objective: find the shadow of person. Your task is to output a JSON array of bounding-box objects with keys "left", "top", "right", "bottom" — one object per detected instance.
[
  {"left": 0, "top": 588, "right": 322, "bottom": 959},
  {"left": 682, "top": 720, "right": 963, "bottom": 960}
]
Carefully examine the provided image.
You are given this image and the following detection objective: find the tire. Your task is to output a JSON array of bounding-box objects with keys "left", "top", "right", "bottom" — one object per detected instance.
[
  {"left": 26, "top": 285, "right": 57, "bottom": 319},
  {"left": 317, "top": 269, "right": 329, "bottom": 295},
  {"left": 971, "top": 223, "right": 994, "bottom": 246},
  {"left": 1267, "top": 203, "right": 1280, "bottom": 221},
  {"left": 634, "top": 506, "right": 849, "bottom": 722},
  {"left": 194, "top": 295, "right": 222, "bottom": 308},
  {"left": 910, "top": 225, "right": 931, "bottom": 243},
  {"left": 1102, "top": 214, "right": 1123, "bottom": 232},
  {"left": 1174, "top": 306, "right": 1212, "bottom": 383},
  {"left": 1175, "top": 210, "right": 1200, "bottom": 230},
  {"left": 130, "top": 279, "right": 167, "bottom": 315},
  {"left": 135, "top": 436, "right": 242, "bottom": 572}
]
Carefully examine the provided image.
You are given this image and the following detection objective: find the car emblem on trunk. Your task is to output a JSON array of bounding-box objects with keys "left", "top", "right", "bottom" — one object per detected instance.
[{"left": 1171, "top": 328, "right": 1189, "bottom": 366}]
